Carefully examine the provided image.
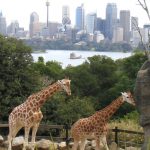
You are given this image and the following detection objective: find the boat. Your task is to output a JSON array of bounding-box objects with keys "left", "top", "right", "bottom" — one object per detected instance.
[{"left": 70, "top": 52, "right": 82, "bottom": 59}]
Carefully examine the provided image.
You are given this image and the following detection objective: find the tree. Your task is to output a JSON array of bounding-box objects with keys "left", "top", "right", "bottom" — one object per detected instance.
[
  {"left": 0, "top": 36, "right": 41, "bottom": 121},
  {"left": 55, "top": 96, "right": 95, "bottom": 125}
]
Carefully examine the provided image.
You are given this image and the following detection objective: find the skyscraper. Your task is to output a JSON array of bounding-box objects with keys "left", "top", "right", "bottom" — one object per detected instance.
[
  {"left": 120, "top": 10, "right": 130, "bottom": 42},
  {"left": 105, "top": 3, "right": 117, "bottom": 40},
  {"left": 0, "top": 12, "right": 7, "bottom": 35},
  {"left": 96, "top": 18, "right": 106, "bottom": 36},
  {"left": 29, "top": 12, "right": 40, "bottom": 37},
  {"left": 86, "top": 12, "right": 97, "bottom": 34},
  {"left": 7, "top": 21, "right": 19, "bottom": 36},
  {"left": 131, "top": 17, "right": 138, "bottom": 31},
  {"left": 131, "top": 16, "right": 139, "bottom": 46},
  {"left": 62, "top": 5, "right": 70, "bottom": 18},
  {"left": 62, "top": 5, "right": 71, "bottom": 25},
  {"left": 76, "top": 4, "right": 85, "bottom": 30}
]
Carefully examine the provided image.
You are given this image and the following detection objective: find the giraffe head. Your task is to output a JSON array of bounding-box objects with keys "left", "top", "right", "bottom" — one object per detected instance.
[
  {"left": 121, "top": 91, "right": 135, "bottom": 106},
  {"left": 58, "top": 78, "right": 71, "bottom": 95}
]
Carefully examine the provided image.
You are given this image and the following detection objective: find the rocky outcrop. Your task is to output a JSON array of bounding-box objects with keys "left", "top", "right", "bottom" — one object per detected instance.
[
  {"left": 134, "top": 60, "right": 150, "bottom": 150},
  {"left": 35, "top": 139, "right": 58, "bottom": 150}
]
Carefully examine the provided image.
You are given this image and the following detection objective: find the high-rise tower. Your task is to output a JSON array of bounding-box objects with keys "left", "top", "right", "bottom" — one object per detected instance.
[
  {"left": 76, "top": 4, "right": 85, "bottom": 30},
  {"left": 29, "top": 12, "right": 40, "bottom": 37},
  {"left": 86, "top": 12, "right": 97, "bottom": 34},
  {"left": 62, "top": 5, "right": 71, "bottom": 25},
  {"left": 120, "top": 10, "right": 130, "bottom": 42},
  {"left": 46, "top": 0, "right": 50, "bottom": 27},
  {"left": 106, "top": 3, "right": 117, "bottom": 40},
  {"left": 0, "top": 12, "right": 7, "bottom": 35}
]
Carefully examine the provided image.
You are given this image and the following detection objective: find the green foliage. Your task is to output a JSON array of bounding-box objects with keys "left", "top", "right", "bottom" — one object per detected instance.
[
  {"left": 55, "top": 96, "right": 95, "bottom": 125},
  {"left": 116, "top": 52, "right": 147, "bottom": 80},
  {"left": 0, "top": 38, "right": 147, "bottom": 124},
  {"left": 32, "top": 58, "right": 63, "bottom": 80},
  {"left": 0, "top": 35, "right": 41, "bottom": 121},
  {"left": 23, "top": 39, "right": 133, "bottom": 52},
  {"left": 122, "top": 110, "right": 140, "bottom": 123}
]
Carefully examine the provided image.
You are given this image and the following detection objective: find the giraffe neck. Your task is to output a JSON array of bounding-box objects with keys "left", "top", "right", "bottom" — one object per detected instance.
[
  {"left": 98, "top": 96, "right": 124, "bottom": 121},
  {"left": 26, "top": 82, "right": 61, "bottom": 108}
]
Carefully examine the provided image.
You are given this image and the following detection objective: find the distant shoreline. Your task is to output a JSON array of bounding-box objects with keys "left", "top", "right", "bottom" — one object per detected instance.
[{"left": 33, "top": 49, "right": 132, "bottom": 53}]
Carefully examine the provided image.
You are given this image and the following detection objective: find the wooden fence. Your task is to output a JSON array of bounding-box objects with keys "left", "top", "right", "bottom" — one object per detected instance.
[{"left": 0, "top": 124, "right": 144, "bottom": 147}]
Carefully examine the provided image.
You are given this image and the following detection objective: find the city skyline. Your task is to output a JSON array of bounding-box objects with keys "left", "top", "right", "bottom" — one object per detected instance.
[{"left": 0, "top": 0, "right": 150, "bottom": 30}]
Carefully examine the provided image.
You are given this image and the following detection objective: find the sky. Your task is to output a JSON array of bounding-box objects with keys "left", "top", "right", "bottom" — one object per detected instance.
[{"left": 0, "top": 0, "right": 150, "bottom": 30}]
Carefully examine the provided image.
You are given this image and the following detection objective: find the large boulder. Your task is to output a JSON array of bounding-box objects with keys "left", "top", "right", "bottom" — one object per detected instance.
[
  {"left": 35, "top": 139, "right": 58, "bottom": 150},
  {"left": 12, "top": 136, "right": 24, "bottom": 150},
  {"left": 134, "top": 60, "right": 150, "bottom": 150}
]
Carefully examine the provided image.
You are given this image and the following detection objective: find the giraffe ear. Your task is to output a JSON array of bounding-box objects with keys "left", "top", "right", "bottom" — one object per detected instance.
[{"left": 121, "top": 92, "right": 125, "bottom": 96}]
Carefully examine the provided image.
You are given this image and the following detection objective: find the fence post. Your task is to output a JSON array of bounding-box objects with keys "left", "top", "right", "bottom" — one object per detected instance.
[
  {"left": 65, "top": 124, "right": 69, "bottom": 147},
  {"left": 114, "top": 126, "right": 118, "bottom": 145}
]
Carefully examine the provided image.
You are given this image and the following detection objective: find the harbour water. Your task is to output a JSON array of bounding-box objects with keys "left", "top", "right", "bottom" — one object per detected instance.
[{"left": 32, "top": 50, "right": 132, "bottom": 68}]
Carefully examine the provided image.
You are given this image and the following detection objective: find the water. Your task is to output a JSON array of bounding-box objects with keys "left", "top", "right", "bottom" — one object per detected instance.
[{"left": 32, "top": 50, "right": 132, "bottom": 68}]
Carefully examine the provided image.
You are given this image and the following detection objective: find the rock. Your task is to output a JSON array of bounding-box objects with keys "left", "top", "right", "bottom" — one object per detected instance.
[
  {"left": 68, "top": 141, "right": 74, "bottom": 148},
  {"left": 134, "top": 60, "right": 150, "bottom": 150},
  {"left": 59, "top": 142, "right": 66, "bottom": 150},
  {"left": 35, "top": 139, "right": 58, "bottom": 150},
  {"left": 12, "top": 136, "right": 24, "bottom": 150}
]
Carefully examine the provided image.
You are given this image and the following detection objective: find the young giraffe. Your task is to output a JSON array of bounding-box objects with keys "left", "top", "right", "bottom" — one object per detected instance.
[
  {"left": 71, "top": 92, "right": 135, "bottom": 150},
  {"left": 8, "top": 78, "right": 71, "bottom": 150}
]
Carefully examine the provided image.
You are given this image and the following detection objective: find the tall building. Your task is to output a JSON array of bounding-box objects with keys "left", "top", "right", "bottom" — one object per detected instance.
[
  {"left": 112, "top": 27, "right": 123, "bottom": 43},
  {"left": 96, "top": 18, "right": 106, "bottom": 36},
  {"left": 62, "top": 5, "right": 71, "bottom": 25},
  {"left": 7, "top": 21, "right": 19, "bottom": 36},
  {"left": 76, "top": 4, "right": 85, "bottom": 30},
  {"left": 29, "top": 12, "right": 40, "bottom": 38},
  {"left": 120, "top": 10, "right": 130, "bottom": 42},
  {"left": 143, "top": 24, "right": 150, "bottom": 44},
  {"left": 131, "top": 17, "right": 138, "bottom": 31},
  {"left": 86, "top": 12, "right": 97, "bottom": 34},
  {"left": 105, "top": 3, "right": 117, "bottom": 40},
  {"left": 0, "top": 12, "right": 7, "bottom": 35},
  {"left": 130, "top": 16, "right": 139, "bottom": 46}
]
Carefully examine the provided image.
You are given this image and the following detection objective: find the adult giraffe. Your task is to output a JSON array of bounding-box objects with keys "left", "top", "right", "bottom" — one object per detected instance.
[
  {"left": 71, "top": 92, "right": 135, "bottom": 150},
  {"left": 8, "top": 78, "right": 71, "bottom": 150}
]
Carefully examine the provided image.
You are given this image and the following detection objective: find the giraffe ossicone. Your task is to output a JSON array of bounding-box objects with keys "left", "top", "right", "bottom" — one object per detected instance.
[
  {"left": 8, "top": 78, "right": 71, "bottom": 150},
  {"left": 71, "top": 91, "right": 135, "bottom": 150}
]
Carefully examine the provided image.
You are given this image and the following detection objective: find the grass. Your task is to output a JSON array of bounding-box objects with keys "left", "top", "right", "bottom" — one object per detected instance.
[{"left": 108, "top": 114, "right": 144, "bottom": 149}]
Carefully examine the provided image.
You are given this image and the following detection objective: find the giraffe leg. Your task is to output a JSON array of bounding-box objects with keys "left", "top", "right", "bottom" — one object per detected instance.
[
  {"left": 101, "top": 135, "right": 109, "bottom": 150},
  {"left": 95, "top": 138, "right": 101, "bottom": 150},
  {"left": 79, "top": 138, "right": 86, "bottom": 150},
  {"left": 8, "top": 124, "right": 21, "bottom": 150},
  {"left": 72, "top": 139, "right": 79, "bottom": 150},
  {"left": 8, "top": 132, "right": 13, "bottom": 150},
  {"left": 23, "top": 126, "right": 31, "bottom": 150},
  {"left": 31, "top": 123, "right": 40, "bottom": 150}
]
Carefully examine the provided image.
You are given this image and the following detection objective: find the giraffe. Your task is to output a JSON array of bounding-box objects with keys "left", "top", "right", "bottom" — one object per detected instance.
[
  {"left": 71, "top": 92, "right": 135, "bottom": 150},
  {"left": 8, "top": 78, "right": 71, "bottom": 150}
]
